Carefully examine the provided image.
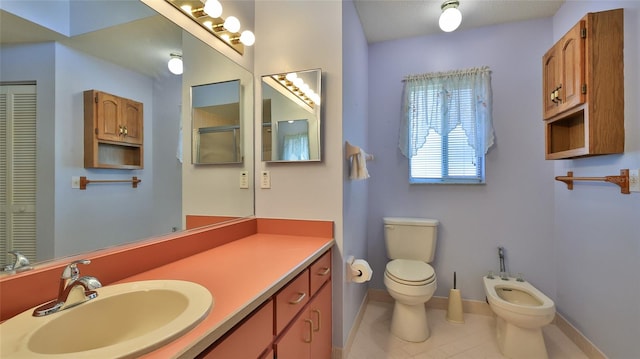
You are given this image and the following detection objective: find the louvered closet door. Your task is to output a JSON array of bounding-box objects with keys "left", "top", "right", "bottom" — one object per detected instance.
[{"left": 0, "top": 85, "right": 37, "bottom": 268}]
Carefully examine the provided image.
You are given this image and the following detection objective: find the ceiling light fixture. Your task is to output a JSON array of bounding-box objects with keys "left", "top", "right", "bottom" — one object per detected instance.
[
  {"left": 439, "top": 0, "right": 462, "bottom": 32},
  {"left": 167, "top": 53, "right": 183, "bottom": 75}
]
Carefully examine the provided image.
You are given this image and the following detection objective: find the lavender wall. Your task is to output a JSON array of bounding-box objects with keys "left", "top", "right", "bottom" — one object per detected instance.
[
  {"left": 551, "top": 2, "right": 640, "bottom": 357},
  {"left": 342, "top": 0, "right": 370, "bottom": 346},
  {"left": 366, "top": 19, "right": 556, "bottom": 302}
]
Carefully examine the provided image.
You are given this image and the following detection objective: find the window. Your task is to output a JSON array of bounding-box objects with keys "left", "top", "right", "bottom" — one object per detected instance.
[{"left": 399, "top": 67, "right": 494, "bottom": 184}]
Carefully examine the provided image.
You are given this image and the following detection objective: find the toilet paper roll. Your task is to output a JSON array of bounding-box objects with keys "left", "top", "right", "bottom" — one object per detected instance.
[{"left": 350, "top": 259, "right": 373, "bottom": 283}]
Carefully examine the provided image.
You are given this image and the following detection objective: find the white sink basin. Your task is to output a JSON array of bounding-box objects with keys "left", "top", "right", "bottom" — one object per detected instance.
[{"left": 0, "top": 280, "right": 213, "bottom": 358}]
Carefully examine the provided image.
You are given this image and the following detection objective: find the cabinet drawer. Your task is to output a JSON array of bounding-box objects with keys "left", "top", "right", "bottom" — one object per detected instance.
[
  {"left": 199, "top": 300, "right": 274, "bottom": 358},
  {"left": 275, "top": 270, "right": 310, "bottom": 335},
  {"left": 310, "top": 250, "right": 331, "bottom": 296}
]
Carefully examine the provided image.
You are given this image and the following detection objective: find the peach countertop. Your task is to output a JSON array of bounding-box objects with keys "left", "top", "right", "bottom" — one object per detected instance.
[
  {"left": 0, "top": 218, "right": 334, "bottom": 358},
  {"left": 136, "top": 233, "right": 334, "bottom": 358}
]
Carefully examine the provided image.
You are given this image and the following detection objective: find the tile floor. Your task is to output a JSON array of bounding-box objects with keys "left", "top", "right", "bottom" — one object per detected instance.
[{"left": 348, "top": 301, "right": 588, "bottom": 359}]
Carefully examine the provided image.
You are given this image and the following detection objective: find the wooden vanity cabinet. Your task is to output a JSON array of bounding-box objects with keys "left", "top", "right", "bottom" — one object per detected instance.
[
  {"left": 84, "top": 90, "right": 144, "bottom": 169},
  {"left": 197, "top": 300, "right": 274, "bottom": 359},
  {"left": 542, "top": 9, "right": 624, "bottom": 159},
  {"left": 275, "top": 250, "right": 332, "bottom": 359},
  {"left": 196, "top": 249, "right": 332, "bottom": 359}
]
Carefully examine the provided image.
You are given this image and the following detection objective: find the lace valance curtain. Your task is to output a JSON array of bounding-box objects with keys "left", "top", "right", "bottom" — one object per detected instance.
[{"left": 399, "top": 66, "right": 495, "bottom": 158}]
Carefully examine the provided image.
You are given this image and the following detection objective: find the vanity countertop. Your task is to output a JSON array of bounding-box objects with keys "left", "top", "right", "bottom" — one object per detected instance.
[{"left": 129, "top": 232, "right": 334, "bottom": 358}]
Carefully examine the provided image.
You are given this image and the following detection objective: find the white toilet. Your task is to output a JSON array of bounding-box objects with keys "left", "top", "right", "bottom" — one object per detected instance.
[
  {"left": 483, "top": 275, "right": 556, "bottom": 359},
  {"left": 383, "top": 217, "right": 439, "bottom": 342}
]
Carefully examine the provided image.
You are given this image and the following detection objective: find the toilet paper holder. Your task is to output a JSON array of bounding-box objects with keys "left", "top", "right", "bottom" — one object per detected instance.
[{"left": 347, "top": 256, "right": 362, "bottom": 277}]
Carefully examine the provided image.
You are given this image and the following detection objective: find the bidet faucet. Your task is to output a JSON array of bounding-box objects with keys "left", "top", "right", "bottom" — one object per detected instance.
[
  {"left": 33, "top": 259, "right": 102, "bottom": 317},
  {"left": 498, "top": 247, "right": 508, "bottom": 280}
]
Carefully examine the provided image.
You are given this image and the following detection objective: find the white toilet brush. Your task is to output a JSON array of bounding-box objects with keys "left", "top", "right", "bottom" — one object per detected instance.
[{"left": 446, "top": 271, "right": 465, "bottom": 323}]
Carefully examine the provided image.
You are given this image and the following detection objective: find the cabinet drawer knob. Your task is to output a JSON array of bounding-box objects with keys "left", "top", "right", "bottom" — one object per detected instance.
[
  {"left": 289, "top": 292, "right": 306, "bottom": 305},
  {"left": 304, "top": 319, "right": 314, "bottom": 343},
  {"left": 312, "top": 309, "right": 321, "bottom": 332}
]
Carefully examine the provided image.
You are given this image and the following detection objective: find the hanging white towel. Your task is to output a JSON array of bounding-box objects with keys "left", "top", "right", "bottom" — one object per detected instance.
[{"left": 350, "top": 149, "right": 370, "bottom": 180}]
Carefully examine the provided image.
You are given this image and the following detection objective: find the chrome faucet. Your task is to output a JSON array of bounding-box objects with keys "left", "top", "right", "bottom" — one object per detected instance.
[
  {"left": 33, "top": 259, "right": 102, "bottom": 317},
  {"left": 3, "top": 251, "right": 33, "bottom": 273},
  {"left": 498, "top": 247, "right": 508, "bottom": 280}
]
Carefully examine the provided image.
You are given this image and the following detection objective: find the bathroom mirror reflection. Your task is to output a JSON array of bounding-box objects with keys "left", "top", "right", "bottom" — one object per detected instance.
[
  {"left": 261, "top": 69, "right": 322, "bottom": 162},
  {"left": 0, "top": 0, "right": 254, "bottom": 273},
  {"left": 191, "top": 80, "right": 242, "bottom": 164}
]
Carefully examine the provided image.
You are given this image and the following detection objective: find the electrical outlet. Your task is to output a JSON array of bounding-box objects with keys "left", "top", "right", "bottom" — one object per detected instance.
[
  {"left": 260, "top": 171, "right": 271, "bottom": 189},
  {"left": 71, "top": 176, "right": 80, "bottom": 189},
  {"left": 239, "top": 171, "right": 249, "bottom": 189},
  {"left": 630, "top": 169, "right": 640, "bottom": 193}
]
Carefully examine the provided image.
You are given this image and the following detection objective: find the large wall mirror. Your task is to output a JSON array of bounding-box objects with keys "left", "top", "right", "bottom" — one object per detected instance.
[
  {"left": 261, "top": 69, "right": 322, "bottom": 162},
  {"left": 0, "top": 0, "right": 254, "bottom": 273},
  {"left": 191, "top": 80, "right": 242, "bottom": 164}
]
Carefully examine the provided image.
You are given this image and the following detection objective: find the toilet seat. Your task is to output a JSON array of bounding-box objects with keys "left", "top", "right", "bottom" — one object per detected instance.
[{"left": 385, "top": 259, "right": 435, "bottom": 286}]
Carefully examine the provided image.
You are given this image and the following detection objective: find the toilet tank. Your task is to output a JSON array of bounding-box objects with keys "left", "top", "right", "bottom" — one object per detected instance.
[{"left": 384, "top": 217, "right": 439, "bottom": 262}]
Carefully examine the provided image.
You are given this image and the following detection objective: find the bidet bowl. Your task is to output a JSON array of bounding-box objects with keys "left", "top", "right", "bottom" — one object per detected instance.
[
  {"left": 0, "top": 280, "right": 213, "bottom": 358},
  {"left": 483, "top": 276, "right": 555, "bottom": 328}
]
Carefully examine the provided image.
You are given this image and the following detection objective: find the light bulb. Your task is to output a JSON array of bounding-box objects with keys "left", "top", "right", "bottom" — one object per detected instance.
[
  {"left": 439, "top": 5, "right": 462, "bottom": 32},
  {"left": 168, "top": 54, "right": 183, "bottom": 75},
  {"left": 239, "top": 30, "right": 255, "bottom": 46},
  {"left": 223, "top": 16, "right": 241, "bottom": 33},
  {"left": 203, "top": 20, "right": 213, "bottom": 29},
  {"left": 293, "top": 78, "right": 304, "bottom": 88},
  {"left": 285, "top": 73, "right": 297, "bottom": 82},
  {"left": 203, "top": 0, "right": 222, "bottom": 18}
]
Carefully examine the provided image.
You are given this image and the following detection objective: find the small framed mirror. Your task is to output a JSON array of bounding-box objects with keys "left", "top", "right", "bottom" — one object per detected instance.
[
  {"left": 191, "top": 79, "right": 242, "bottom": 164},
  {"left": 261, "top": 69, "right": 321, "bottom": 162}
]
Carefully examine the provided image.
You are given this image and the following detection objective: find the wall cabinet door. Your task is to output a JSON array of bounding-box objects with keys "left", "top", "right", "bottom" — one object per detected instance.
[
  {"left": 542, "top": 20, "right": 585, "bottom": 120},
  {"left": 557, "top": 21, "right": 585, "bottom": 114}
]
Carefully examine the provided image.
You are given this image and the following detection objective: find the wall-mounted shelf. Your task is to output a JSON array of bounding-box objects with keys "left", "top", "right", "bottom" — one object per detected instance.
[
  {"left": 555, "top": 169, "right": 629, "bottom": 194},
  {"left": 79, "top": 176, "right": 141, "bottom": 190}
]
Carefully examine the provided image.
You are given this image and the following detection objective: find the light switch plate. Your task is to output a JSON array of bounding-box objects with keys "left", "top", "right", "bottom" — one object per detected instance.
[
  {"left": 71, "top": 176, "right": 80, "bottom": 189},
  {"left": 261, "top": 171, "right": 271, "bottom": 189},
  {"left": 239, "top": 171, "right": 249, "bottom": 189}
]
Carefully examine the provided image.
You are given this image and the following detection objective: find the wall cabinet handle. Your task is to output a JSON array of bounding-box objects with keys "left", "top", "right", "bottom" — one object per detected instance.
[
  {"left": 304, "top": 319, "right": 314, "bottom": 343},
  {"left": 289, "top": 292, "right": 306, "bottom": 305},
  {"left": 119, "top": 125, "right": 124, "bottom": 135},
  {"left": 312, "top": 309, "right": 321, "bottom": 332}
]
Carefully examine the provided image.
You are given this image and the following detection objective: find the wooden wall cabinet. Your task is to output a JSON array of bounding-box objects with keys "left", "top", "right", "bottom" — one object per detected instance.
[
  {"left": 84, "top": 90, "right": 144, "bottom": 169},
  {"left": 542, "top": 9, "right": 624, "bottom": 160},
  {"left": 197, "top": 249, "right": 332, "bottom": 359}
]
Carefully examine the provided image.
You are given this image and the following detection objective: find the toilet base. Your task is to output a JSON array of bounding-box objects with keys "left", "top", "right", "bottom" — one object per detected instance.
[
  {"left": 390, "top": 301, "right": 429, "bottom": 342},
  {"left": 496, "top": 316, "right": 549, "bottom": 359}
]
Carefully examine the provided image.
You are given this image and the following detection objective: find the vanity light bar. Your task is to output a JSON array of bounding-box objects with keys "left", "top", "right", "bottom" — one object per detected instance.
[
  {"left": 273, "top": 73, "right": 319, "bottom": 109},
  {"left": 165, "top": 0, "right": 255, "bottom": 55}
]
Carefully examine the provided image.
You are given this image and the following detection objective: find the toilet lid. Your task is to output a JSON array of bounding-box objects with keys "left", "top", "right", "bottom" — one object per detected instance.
[{"left": 385, "top": 259, "right": 435, "bottom": 284}]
